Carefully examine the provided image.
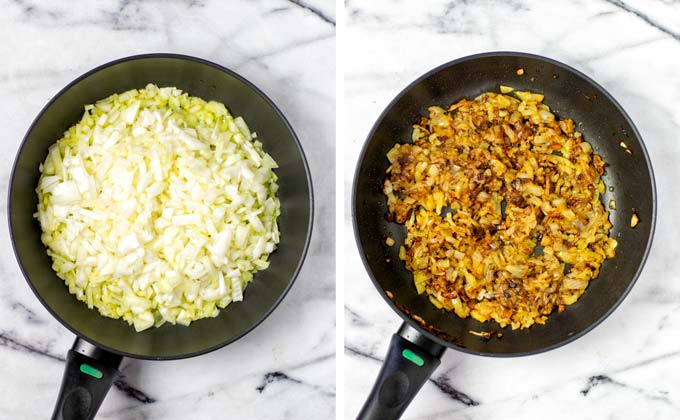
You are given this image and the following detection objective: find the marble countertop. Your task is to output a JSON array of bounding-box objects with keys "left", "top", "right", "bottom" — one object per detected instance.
[
  {"left": 344, "top": 0, "right": 680, "bottom": 419},
  {"left": 0, "top": 1, "right": 335, "bottom": 419}
]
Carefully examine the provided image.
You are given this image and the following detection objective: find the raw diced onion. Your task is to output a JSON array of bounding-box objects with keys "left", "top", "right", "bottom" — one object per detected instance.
[{"left": 36, "top": 84, "right": 280, "bottom": 331}]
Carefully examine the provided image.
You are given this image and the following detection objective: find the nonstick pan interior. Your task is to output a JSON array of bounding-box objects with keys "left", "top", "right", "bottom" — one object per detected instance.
[
  {"left": 9, "top": 54, "right": 313, "bottom": 359},
  {"left": 353, "top": 52, "right": 655, "bottom": 356}
]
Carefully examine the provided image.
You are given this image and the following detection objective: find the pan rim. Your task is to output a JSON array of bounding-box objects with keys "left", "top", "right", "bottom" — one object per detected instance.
[
  {"left": 8, "top": 52, "right": 314, "bottom": 360},
  {"left": 351, "top": 50, "right": 657, "bottom": 357}
]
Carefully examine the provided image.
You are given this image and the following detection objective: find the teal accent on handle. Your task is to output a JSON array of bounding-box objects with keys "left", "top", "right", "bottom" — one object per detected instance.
[
  {"left": 80, "top": 363, "right": 103, "bottom": 379},
  {"left": 401, "top": 349, "right": 424, "bottom": 367}
]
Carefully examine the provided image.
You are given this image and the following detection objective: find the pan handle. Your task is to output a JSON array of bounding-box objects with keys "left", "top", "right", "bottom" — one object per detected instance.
[
  {"left": 51, "top": 338, "right": 122, "bottom": 420},
  {"left": 357, "top": 322, "right": 446, "bottom": 420}
]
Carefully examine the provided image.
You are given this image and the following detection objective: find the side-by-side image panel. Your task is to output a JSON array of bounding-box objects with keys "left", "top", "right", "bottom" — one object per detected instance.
[
  {"left": 0, "top": 1, "right": 335, "bottom": 419},
  {"left": 344, "top": 1, "right": 676, "bottom": 419}
]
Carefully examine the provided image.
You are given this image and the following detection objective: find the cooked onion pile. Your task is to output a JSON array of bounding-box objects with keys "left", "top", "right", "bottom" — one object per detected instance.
[
  {"left": 384, "top": 91, "right": 616, "bottom": 329},
  {"left": 36, "top": 84, "right": 280, "bottom": 331}
]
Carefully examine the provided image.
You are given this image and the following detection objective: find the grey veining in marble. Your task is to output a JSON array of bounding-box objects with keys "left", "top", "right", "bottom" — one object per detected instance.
[
  {"left": 344, "top": 0, "right": 680, "bottom": 419},
  {"left": 0, "top": 0, "right": 335, "bottom": 419}
]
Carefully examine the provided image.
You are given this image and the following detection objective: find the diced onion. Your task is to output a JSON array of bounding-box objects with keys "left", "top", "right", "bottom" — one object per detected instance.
[
  {"left": 385, "top": 91, "right": 616, "bottom": 330},
  {"left": 35, "top": 84, "right": 280, "bottom": 331}
]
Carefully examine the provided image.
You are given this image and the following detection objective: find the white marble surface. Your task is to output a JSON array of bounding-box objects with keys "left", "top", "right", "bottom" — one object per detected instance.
[
  {"left": 344, "top": 0, "right": 680, "bottom": 419},
  {"left": 0, "top": 1, "right": 335, "bottom": 419}
]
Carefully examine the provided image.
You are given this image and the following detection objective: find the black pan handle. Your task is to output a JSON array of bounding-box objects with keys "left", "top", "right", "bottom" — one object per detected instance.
[
  {"left": 51, "top": 338, "right": 122, "bottom": 420},
  {"left": 357, "top": 323, "right": 446, "bottom": 420}
]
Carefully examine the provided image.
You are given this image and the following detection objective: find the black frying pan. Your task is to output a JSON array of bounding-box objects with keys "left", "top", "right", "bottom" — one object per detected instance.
[
  {"left": 9, "top": 54, "right": 313, "bottom": 420},
  {"left": 353, "top": 52, "right": 656, "bottom": 419}
]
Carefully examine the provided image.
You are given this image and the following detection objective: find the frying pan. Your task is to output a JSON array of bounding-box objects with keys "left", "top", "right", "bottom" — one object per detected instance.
[
  {"left": 8, "top": 54, "right": 313, "bottom": 420},
  {"left": 353, "top": 52, "right": 656, "bottom": 419}
]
